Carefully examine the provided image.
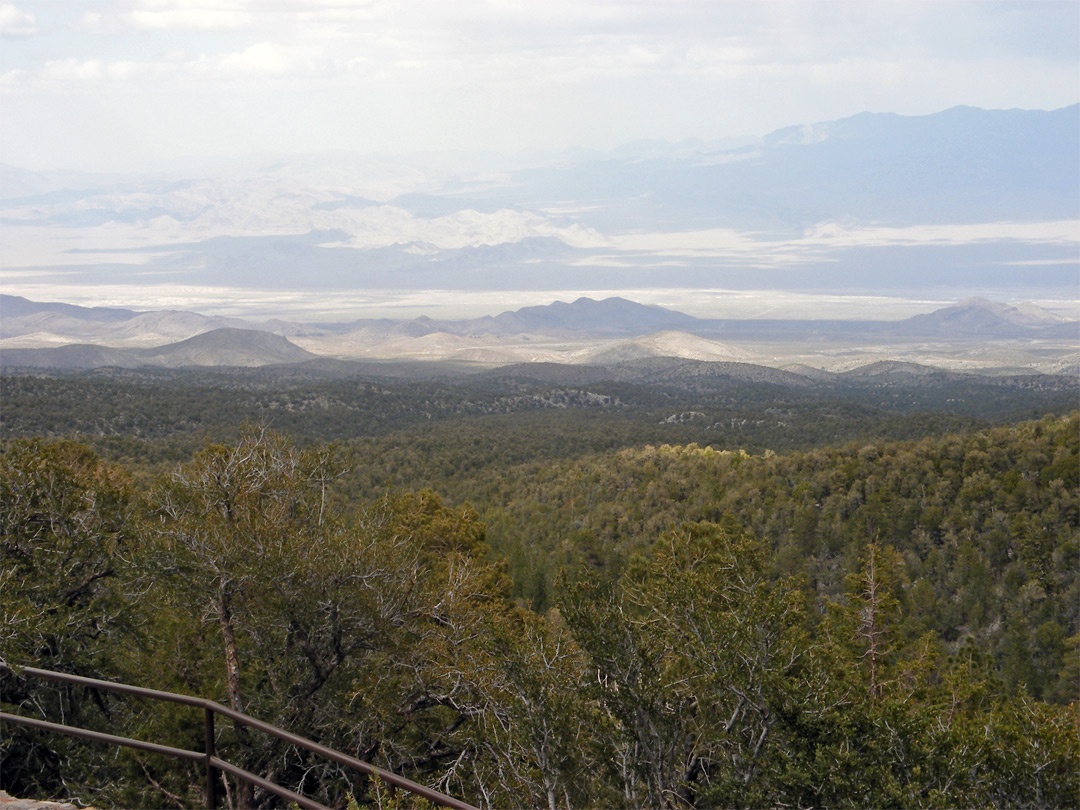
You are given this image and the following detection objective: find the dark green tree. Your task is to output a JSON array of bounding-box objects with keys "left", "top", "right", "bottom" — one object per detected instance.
[{"left": 0, "top": 440, "right": 137, "bottom": 801}]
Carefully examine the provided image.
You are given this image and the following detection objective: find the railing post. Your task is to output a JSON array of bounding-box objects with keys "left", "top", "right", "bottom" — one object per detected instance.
[{"left": 205, "top": 706, "right": 217, "bottom": 810}]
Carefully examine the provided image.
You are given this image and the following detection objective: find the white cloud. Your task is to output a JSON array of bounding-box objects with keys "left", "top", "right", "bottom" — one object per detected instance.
[
  {"left": 33, "top": 57, "right": 167, "bottom": 84},
  {"left": 799, "top": 220, "right": 1080, "bottom": 248},
  {"left": 98, "top": 0, "right": 382, "bottom": 32},
  {"left": 2, "top": 1, "right": 1077, "bottom": 168},
  {"left": 22, "top": 45, "right": 333, "bottom": 87},
  {"left": 123, "top": 0, "right": 254, "bottom": 31},
  {"left": 41, "top": 58, "right": 105, "bottom": 82},
  {"left": 0, "top": 2, "right": 36, "bottom": 36},
  {"left": 80, "top": 10, "right": 105, "bottom": 30},
  {"left": 105, "top": 60, "right": 157, "bottom": 80},
  {"left": 295, "top": 2, "right": 380, "bottom": 32},
  {"left": 188, "top": 42, "right": 332, "bottom": 77}
]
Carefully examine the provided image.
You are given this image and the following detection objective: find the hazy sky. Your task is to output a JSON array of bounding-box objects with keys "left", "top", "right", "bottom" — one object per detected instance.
[{"left": 2, "top": 0, "right": 1077, "bottom": 171}]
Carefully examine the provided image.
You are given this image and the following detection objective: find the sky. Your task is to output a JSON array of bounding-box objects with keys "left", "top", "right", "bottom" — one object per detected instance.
[{"left": 2, "top": 0, "right": 1078, "bottom": 172}]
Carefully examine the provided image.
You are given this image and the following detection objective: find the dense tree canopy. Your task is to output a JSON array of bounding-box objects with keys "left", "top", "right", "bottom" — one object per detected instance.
[{"left": 1, "top": 406, "right": 1077, "bottom": 808}]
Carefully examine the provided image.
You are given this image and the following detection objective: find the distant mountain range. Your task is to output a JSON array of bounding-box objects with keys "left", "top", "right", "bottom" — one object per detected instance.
[
  {"left": 1, "top": 295, "right": 1075, "bottom": 372},
  {"left": 497, "top": 104, "right": 1079, "bottom": 232},
  {"left": 2, "top": 104, "right": 1077, "bottom": 298}
]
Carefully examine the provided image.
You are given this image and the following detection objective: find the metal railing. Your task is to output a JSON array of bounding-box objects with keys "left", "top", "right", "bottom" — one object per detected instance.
[{"left": 0, "top": 663, "right": 478, "bottom": 810}]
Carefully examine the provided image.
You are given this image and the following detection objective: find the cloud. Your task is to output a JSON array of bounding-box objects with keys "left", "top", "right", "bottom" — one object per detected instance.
[
  {"left": 34, "top": 57, "right": 172, "bottom": 83},
  {"left": 799, "top": 220, "right": 1080, "bottom": 248},
  {"left": 3, "top": 1, "right": 1077, "bottom": 168},
  {"left": 122, "top": 0, "right": 254, "bottom": 31},
  {"left": 41, "top": 58, "right": 105, "bottom": 82},
  {"left": 188, "top": 42, "right": 333, "bottom": 77},
  {"left": 95, "top": 0, "right": 381, "bottom": 32},
  {"left": 20, "top": 45, "right": 332, "bottom": 87},
  {"left": 0, "top": 2, "right": 36, "bottom": 36}
]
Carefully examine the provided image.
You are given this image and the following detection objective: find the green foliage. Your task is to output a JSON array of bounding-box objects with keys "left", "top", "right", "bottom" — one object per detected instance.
[
  {"left": 2, "top": 403, "right": 1077, "bottom": 808},
  {"left": 560, "top": 517, "right": 1079, "bottom": 809},
  {"left": 5, "top": 364, "right": 1075, "bottom": 470},
  {"left": 132, "top": 430, "right": 521, "bottom": 807},
  {"left": 441, "top": 414, "right": 1079, "bottom": 699},
  {"left": 0, "top": 439, "right": 139, "bottom": 801},
  {"left": 0, "top": 439, "right": 135, "bottom": 668},
  {"left": 560, "top": 521, "right": 817, "bottom": 808}
]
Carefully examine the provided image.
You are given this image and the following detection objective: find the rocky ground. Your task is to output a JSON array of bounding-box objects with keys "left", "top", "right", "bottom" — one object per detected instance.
[{"left": 0, "top": 792, "right": 96, "bottom": 810}]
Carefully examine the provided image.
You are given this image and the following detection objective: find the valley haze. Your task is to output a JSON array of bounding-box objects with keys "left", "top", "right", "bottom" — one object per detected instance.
[{"left": 2, "top": 105, "right": 1078, "bottom": 325}]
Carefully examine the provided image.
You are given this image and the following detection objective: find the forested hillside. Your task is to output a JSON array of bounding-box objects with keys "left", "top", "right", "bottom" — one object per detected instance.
[
  {"left": 427, "top": 415, "right": 1079, "bottom": 703},
  {"left": 1, "top": 366, "right": 1077, "bottom": 808},
  {"left": 2, "top": 361, "right": 1074, "bottom": 469}
]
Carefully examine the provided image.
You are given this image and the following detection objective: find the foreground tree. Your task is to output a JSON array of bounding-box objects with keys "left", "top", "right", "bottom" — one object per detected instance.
[
  {"left": 0, "top": 440, "right": 137, "bottom": 801},
  {"left": 140, "top": 432, "right": 520, "bottom": 807},
  {"left": 558, "top": 518, "right": 821, "bottom": 808}
]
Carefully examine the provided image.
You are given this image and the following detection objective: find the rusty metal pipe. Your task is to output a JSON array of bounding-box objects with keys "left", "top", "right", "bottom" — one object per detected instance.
[
  {"left": 1, "top": 663, "right": 206, "bottom": 706},
  {"left": 0, "top": 711, "right": 204, "bottom": 763},
  {"left": 0, "top": 663, "right": 479, "bottom": 810}
]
